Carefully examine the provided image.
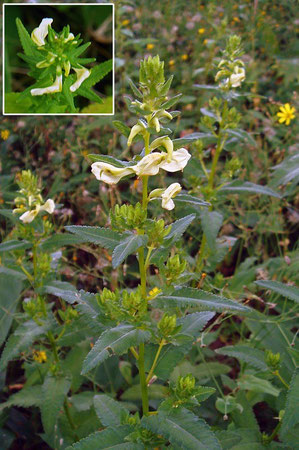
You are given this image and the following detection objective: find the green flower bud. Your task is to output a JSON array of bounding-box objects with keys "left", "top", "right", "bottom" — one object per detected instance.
[
  {"left": 164, "top": 254, "right": 187, "bottom": 283},
  {"left": 158, "top": 313, "right": 177, "bottom": 337},
  {"left": 176, "top": 374, "right": 196, "bottom": 399},
  {"left": 122, "top": 287, "right": 146, "bottom": 318},
  {"left": 265, "top": 350, "right": 281, "bottom": 371},
  {"left": 110, "top": 202, "right": 147, "bottom": 232}
]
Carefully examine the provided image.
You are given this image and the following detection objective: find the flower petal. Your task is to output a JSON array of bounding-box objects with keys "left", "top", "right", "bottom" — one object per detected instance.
[
  {"left": 31, "top": 75, "right": 62, "bottom": 96},
  {"left": 70, "top": 68, "right": 90, "bottom": 92},
  {"left": 31, "top": 18, "right": 53, "bottom": 46},
  {"left": 160, "top": 148, "right": 191, "bottom": 172}
]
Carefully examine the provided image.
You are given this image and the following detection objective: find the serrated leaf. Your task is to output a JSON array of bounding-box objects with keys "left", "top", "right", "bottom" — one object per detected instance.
[
  {"left": 0, "top": 320, "right": 47, "bottom": 370},
  {"left": 0, "top": 239, "right": 31, "bottom": 252},
  {"left": 216, "top": 345, "right": 268, "bottom": 372},
  {"left": 178, "top": 312, "right": 215, "bottom": 338},
  {"left": 77, "top": 86, "right": 103, "bottom": 104},
  {"left": 280, "top": 369, "right": 299, "bottom": 438},
  {"left": 82, "top": 325, "right": 150, "bottom": 374},
  {"left": 142, "top": 408, "right": 221, "bottom": 449},
  {"left": 0, "top": 385, "right": 42, "bottom": 411},
  {"left": 82, "top": 59, "right": 112, "bottom": 89},
  {"left": 153, "top": 287, "right": 251, "bottom": 313},
  {"left": 70, "top": 42, "right": 91, "bottom": 58},
  {"left": 16, "top": 18, "right": 38, "bottom": 57},
  {"left": 237, "top": 374, "right": 280, "bottom": 397},
  {"left": 218, "top": 181, "right": 281, "bottom": 198},
  {"left": 65, "top": 425, "right": 140, "bottom": 450},
  {"left": 65, "top": 226, "right": 124, "bottom": 250},
  {"left": 128, "top": 78, "right": 143, "bottom": 98},
  {"left": 165, "top": 214, "right": 196, "bottom": 243},
  {"left": 112, "top": 234, "right": 148, "bottom": 268},
  {"left": 255, "top": 280, "right": 299, "bottom": 303},
  {"left": 41, "top": 375, "right": 71, "bottom": 436},
  {"left": 175, "top": 194, "right": 210, "bottom": 208},
  {"left": 93, "top": 395, "right": 127, "bottom": 427},
  {"left": 159, "top": 75, "right": 173, "bottom": 96},
  {"left": 200, "top": 211, "right": 223, "bottom": 250}
]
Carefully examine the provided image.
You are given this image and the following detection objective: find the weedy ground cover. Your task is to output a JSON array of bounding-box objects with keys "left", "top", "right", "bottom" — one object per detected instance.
[{"left": 0, "top": 1, "right": 298, "bottom": 449}]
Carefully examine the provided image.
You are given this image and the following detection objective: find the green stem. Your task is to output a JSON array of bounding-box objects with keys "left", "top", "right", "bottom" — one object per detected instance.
[
  {"left": 64, "top": 400, "right": 79, "bottom": 440},
  {"left": 139, "top": 342, "right": 149, "bottom": 415},
  {"left": 273, "top": 370, "right": 290, "bottom": 389},
  {"left": 47, "top": 331, "right": 59, "bottom": 363},
  {"left": 146, "top": 339, "right": 165, "bottom": 384},
  {"left": 137, "top": 129, "right": 151, "bottom": 417},
  {"left": 264, "top": 421, "right": 282, "bottom": 445}
]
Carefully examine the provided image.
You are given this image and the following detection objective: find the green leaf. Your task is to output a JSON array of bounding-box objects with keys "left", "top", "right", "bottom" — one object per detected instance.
[
  {"left": 65, "top": 226, "right": 124, "bottom": 250},
  {"left": 0, "top": 239, "right": 31, "bottom": 252},
  {"left": 0, "top": 273, "right": 23, "bottom": 346},
  {"left": 0, "top": 385, "right": 42, "bottom": 411},
  {"left": 173, "top": 132, "right": 214, "bottom": 149},
  {"left": 161, "top": 93, "right": 182, "bottom": 110},
  {"left": 78, "top": 86, "right": 103, "bottom": 104},
  {"left": 215, "top": 345, "right": 268, "bottom": 372},
  {"left": 153, "top": 287, "right": 251, "bottom": 313},
  {"left": 218, "top": 181, "right": 281, "bottom": 198},
  {"left": 0, "top": 266, "right": 27, "bottom": 280},
  {"left": 178, "top": 312, "right": 215, "bottom": 338},
  {"left": 112, "top": 234, "right": 148, "bottom": 268},
  {"left": 82, "top": 325, "right": 150, "bottom": 374},
  {"left": 142, "top": 408, "right": 221, "bottom": 449},
  {"left": 128, "top": 78, "right": 143, "bottom": 98},
  {"left": 280, "top": 369, "right": 299, "bottom": 439},
  {"left": 65, "top": 425, "right": 140, "bottom": 450},
  {"left": 237, "top": 374, "right": 280, "bottom": 397},
  {"left": 39, "top": 233, "right": 86, "bottom": 251},
  {"left": 255, "top": 280, "right": 299, "bottom": 303},
  {"left": 16, "top": 18, "right": 38, "bottom": 57},
  {"left": 159, "top": 75, "right": 174, "bottom": 96},
  {"left": 165, "top": 214, "right": 196, "bottom": 243},
  {"left": 216, "top": 396, "right": 243, "bottom": 415},
  {"left": 121, "top": 383, "right": 167, "bottom": 401},
  {"left": 0, "top": 320, "right": 47, "bottom": 370},
  {"left": 192, "top": 362, "right": 231, "bottom": 381},
  {"left": 87, "top": 154, "right": 133, "bottom": 168},
  {"left": 81, "top": 59, "right": 113, "bottom": 89},
  {"left": 41, "top": 375, "right": 71, "bottom": 436},
  {"left": 62, "top": 76, "right": 76, "bottom": 112},
  {"left": 231, "top": 392, "right": 260, "bottom": 432},
  {"left": 113, "top": 120, "right": 131, "bottom": 138},
  {"left": 93, "top": 395, "right": 127, "bottom": 427},
  {"left": 200, "top": 211, "right": 223, "bottom": 250},
  {"left": 175, "top": 194, "right": 210, "bottom": 208}
]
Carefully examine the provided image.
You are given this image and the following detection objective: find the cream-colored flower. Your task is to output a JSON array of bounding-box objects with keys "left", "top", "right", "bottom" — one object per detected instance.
[
  {"left": 70, "top": 68, "right": 90, "bottom": 92},
  {"left": 91, "top": 162, "right": 134, "bottom": 185},
  {"left": 133, "top": 153, "right": 165, "bottom": 176},
  {"left": 19, "top": 199, "right": 55, "bottom": 224},
  {"left": 127, "top": 123, "right": 146, "bottom": 146},
  {"left": 149, "top": 136, "right": 173, "bottom": 162},
  {"left": 31, "top": 18, "right": 53, "bottom": 46},
  {"left": 31, "top": 74, "right": 62, "bottom": 96},
  {"left": 149, "top": 183, "right": 182, "bottom": 210},
  {"left": 161, "top": 183, "right": 182, "bottom": 210},
  {"left": 228, "top": 66, "right": 245, "bottom": 88},
  {"left": 160, "top": 148, "right": 191, "bottom": 172}
]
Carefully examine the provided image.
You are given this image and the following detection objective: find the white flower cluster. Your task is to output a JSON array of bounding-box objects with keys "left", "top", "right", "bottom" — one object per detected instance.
[
  {"left": 14, "top": 199, "right": 55, "bottom": 224},
  {"left": 30, "top": 18, "right": 90, "bottom": 96}
]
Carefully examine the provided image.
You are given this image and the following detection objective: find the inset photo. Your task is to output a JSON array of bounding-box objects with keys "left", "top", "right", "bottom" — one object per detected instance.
[{"left": 3, "top": 3, "right": 114, "bottom": 115}]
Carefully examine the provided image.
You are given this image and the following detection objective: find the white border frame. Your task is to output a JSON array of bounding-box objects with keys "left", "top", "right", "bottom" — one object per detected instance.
[{"left": 2, "top": 2, "right": 115, "bottom": 116}]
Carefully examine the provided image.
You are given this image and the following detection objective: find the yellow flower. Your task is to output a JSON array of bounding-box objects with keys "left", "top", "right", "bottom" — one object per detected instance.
[
  {"left": 277, "top": 104, "right": 296, "bottom": 126},
  {"left": 146, "top": 43, "right": 154, "bottom": 50},
  {"left": 203, "top": 39, "right": 208, "bottom": 45},
  {"left": 181, "top": 54, "right": 188, "bottom": 61},
  {"left": 1, "top": 130, "right": 10, "bottom": 140},
  {"left": 233, "top": 17, "right": 240, "bottom": 22},
  {"left": 198, "top": 28, "right": 205, "bottom": 34},
  {"left": 33, "top": 350, "right": 47, "bottom": 363},
  {"left": 148, "top": 287, "right": 161, "bottom": 299},
  {"left": 169, "top": 59, "right": 175, "bottom": 66},
  {"left": 122, "top": 19, "right": 130, "bottom": 26}
]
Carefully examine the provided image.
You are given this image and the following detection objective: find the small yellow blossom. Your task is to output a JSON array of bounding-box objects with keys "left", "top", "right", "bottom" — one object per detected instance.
[
  {"left": 146, "top": 43, "right": 154, "bottom": 50},
  {"left": 122, "top": 19, "right": 130, "bottom": 26},
  {"left": 203, "top": 39, "right": 208, "bottom": 45},
  {"left": 181, "top": 54, "right": 188, "bottom": 61},
  {"left": 148, "top": 287, "right": 161, "bottom": 299},
  {"left": 277, "top": 103, "right": 296, "bottom": 126},
  {"left": 1, "top": 130, "right": 10, "bottom": 140},
  {"left": 198, "top": 28, "right": 205, "bottom": 34},
  {"left": 169, "top": 59, "right": 175, "bottom": 67},
  {"left": 233, "top": 17, "right": 240, "bottom": 22},
  {"left": 33, "top": 350, "right": 47, "bottom": 363}
]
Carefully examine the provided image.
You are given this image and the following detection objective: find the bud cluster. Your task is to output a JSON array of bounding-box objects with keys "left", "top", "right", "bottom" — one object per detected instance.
[
  {"left": 157, "top": 313, "right": 178, "bottom": 338},
  {"left": 98, "top": 287, "right": 147, "bottom": 322},
  {"left": 163, "top": 254, "right": 187, "bottom": 284},
  {"left": 146, "top": 219, "right": 171, "bottom": 247},
  {"left": 215, "top": 35, "right": 245, "bottom": 89},
  {"left": 110, "top": 203, "right": 147, "bottom": 231},
  {"left": 265, "top": 350, "right": 281, "bottom": 372}
]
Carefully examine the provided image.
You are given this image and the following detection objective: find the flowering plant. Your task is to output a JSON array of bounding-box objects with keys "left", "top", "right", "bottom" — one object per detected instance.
[{"left": 7, "top": 18, "right": 112, "bottom": 113}]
